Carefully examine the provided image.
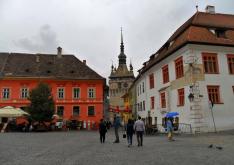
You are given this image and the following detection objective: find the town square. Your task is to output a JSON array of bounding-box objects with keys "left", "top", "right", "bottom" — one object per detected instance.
[
  {"left": 1, "top": 0, "right": 234, "bottom": 164},
  {"left": 0, "top": 131, "right": 234, "bottom": 165}
]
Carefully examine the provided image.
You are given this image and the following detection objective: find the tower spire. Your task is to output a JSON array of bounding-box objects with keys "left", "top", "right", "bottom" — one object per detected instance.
[{"left": 120, "top": 27, "right": 124, "bottom": 53}]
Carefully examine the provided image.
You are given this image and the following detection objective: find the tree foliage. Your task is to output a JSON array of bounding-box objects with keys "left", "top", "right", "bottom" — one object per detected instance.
[{"left": 28, "top": 82, "right": 55, "bottom": 122}]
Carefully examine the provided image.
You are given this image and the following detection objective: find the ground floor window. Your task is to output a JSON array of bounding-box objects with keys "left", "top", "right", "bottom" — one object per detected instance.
[
  {"left": 73, "top": 106, "right": 80, "bottom": 116},
  {"left": 57, "top": 106, "right": 64, "bottom": 117},
  {"left": 88, "top": 106, "right": 95, "bottom": 116},
  {"left": 207, "top": 85, "right": 221, "bottom": 104}
]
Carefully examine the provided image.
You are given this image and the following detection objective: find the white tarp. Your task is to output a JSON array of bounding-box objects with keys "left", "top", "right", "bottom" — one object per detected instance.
[{"left": 0, "top": 106, "right": 29, "bottom": 117}]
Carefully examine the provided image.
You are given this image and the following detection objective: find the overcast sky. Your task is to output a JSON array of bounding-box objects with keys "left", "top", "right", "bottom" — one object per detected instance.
[{"left": 0, "top": 0, "right": 234, "bottom": 79}]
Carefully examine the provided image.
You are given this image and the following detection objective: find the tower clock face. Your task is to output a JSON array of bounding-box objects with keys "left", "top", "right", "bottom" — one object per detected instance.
[{"left": 111, "top": 83, "right": 118, "bottom": 89}]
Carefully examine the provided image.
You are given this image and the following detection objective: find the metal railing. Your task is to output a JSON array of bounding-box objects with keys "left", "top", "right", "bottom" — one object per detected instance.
[{"left": 146, "top": 123, "right": 192, "bottom": 135}]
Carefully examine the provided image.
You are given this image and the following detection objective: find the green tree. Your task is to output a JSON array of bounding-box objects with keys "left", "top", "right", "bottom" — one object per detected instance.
[{"left": 28, "top": 82, "right": 55, "bottom": 122}]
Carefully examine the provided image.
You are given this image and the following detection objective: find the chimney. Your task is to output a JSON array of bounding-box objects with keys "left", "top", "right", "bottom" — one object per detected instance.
[
  {"left": 57, "top": 46, "right": 62, "bottom": 58},
  {"left": 205, "top": 5, "right": 215, "bottom": 14},
  {"left": 83, "top": 60, "right": 86, "bottom": 65}
]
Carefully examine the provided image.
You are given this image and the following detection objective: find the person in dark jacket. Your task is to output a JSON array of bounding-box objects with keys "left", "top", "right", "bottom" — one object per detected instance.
[
  {"left": 99, "top": 119, "right": 107, "bottom": 143},
  {"left": 113, "top": 114, "right": 121, "bottom": 143},
  {"left": 126, "top": 119, "right": 134, "bottom": 147}
]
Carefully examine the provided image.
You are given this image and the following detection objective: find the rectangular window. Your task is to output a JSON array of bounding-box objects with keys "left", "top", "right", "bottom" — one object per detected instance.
[
  {"left": 73, "top": 88, "right": 80, "bottom": 99},
  {"left": 73, "top": 106, "right": 80, "bottom": 116},
  {"left": 88, "top": 106, "right": 95, "bottom": 116},
  {"left": 202, "top": 53, "right": 219, "bottom": 74},
  {"left": 2, "top": 88, "right": 10, "bottom": 99},
  {"left": 57, "top": 106, "right": 64, "bottom": 117},
  {"left": 232, "top": 86, "right": 234, "bottom": 94},
  {"left": 149, "top": 73, "right": 154, "bottom": 89},
  {"left": 142, "top": 82, "right": 145, "bottom": 93},
  {"left": 140, "top": 84, "right": 141, "bottom": 95},
  {"left": 177, "top": 88, "right": 184, "bottom": 106},
  {"left": 227, "top": 54, "right": 234, "bottom": 74},
  {"left": 161, "top": 92, "right": 166, "bottom": 108},
  {"left": 175, "top": 56, "right": 184, "bottom": 79},
  {"left": 88, "top": 88, "right": 96, "bottom": 98},
  {"left": 21, "top": 88, "right": 28, "bottom": 99},
  {"left": 207, "top": 86, "right": 221, "bottom": 104},
  {"left": 57, "top": 88, "right": 64, "bottom": 99},
  {"left": 162, "top": 65, "right": 169, "bottom": 83},
  {"left": 140, "top": 102, "right": 142, "bottom": 111},
  {"left": 143, "top": 100, "right": 145, "bottom": 111},
  {"left": 150, "top": 96, "right": 155, "bottom": 109}
]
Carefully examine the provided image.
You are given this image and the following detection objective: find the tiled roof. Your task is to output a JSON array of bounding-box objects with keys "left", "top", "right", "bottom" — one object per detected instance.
[
  {"left": 137, "top": 11, "right": 234, "bottom": 79},
  {"left": 0, "top": 53, "right": 105, "bottom": 80}
]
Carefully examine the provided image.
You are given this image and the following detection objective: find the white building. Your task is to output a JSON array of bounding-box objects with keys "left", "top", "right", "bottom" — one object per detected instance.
[{"left": 135, "top": 6, "right": 234, "bottom": 133}]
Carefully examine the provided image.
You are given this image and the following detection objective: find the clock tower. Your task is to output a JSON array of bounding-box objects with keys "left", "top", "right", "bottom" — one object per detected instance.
[{"left": 108, "top": 28, "right": 135, "bottom": 122}]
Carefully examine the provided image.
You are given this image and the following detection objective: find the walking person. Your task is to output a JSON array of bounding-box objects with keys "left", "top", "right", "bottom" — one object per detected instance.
[
  {"left": 99, "top": 119, "right": 107, "bottom": 143},
  {"left": 134, "top": 116, "right": 145, "bottom": 147},
  {"left": 126, "top": 119, "right": 134, "bottom": 147},
  {"left": 113, "top": 114, "right": 121, "bottom": 143},
  {"left": 166, "top": 117, "right": 174, "bottom": 141}
]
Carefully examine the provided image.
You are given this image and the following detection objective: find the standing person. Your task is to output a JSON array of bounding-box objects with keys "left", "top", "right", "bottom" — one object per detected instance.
[
  {"left": 134, "top": 116, "right": 145, "bottom": 147},
  {"left": 126, "top": 119, "right": 134, "bottom": 147},
  {"left": 99, "top": 119, "right": 107, "bottom": 143},
  {"left": 166, "top": 117, "right": 174, "bottom": 141},
  {"left": 113, "top": 114, "right": 121, "bottom": 143}
]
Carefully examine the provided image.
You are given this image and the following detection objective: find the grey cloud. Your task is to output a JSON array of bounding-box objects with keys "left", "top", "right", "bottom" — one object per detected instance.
[{"left": 15, "top": 24, "right": 59, "bottom": 53}]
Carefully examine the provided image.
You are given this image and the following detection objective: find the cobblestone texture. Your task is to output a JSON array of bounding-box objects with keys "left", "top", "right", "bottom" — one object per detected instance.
[{"left": 0, "top": 130, "right": 234, "bottom": 165}]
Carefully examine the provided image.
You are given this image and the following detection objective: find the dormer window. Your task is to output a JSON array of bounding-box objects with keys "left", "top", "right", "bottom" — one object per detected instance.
[
  {"left": 209, "top": 28, "right": 226, "bottom": 38},
  {"left": 25, "top": 69, "right": 30, "bottom": 72},
  {"left": 215, "top": 29, "right": 226, "bottom": 38}
]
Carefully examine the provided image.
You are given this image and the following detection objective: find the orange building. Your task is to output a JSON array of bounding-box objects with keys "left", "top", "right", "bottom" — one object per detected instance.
[{"left": 0, "top": 47, "right": 106, "bottom": 127}]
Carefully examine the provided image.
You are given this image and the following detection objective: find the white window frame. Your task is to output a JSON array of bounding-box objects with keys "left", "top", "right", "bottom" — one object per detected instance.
[
  {"left": 20, "top": 87, "right": 29, "bottom": 99},
  {"left": 2, "top": 88, "right": 10, "bottom": 100},
  {"left": 88, "top": 87, "right": 96, "bottom": 99},
  {"left": 57, "top": 87, "right": 65, "bottom": 99},
  {"left": 73, "top": 87, "right": 80, "bottom": 99}
]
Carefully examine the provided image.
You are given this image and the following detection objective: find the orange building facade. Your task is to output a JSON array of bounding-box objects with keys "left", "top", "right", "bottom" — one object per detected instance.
[{"left": 0, "top": 49, "right": 106, "bottom": 127}]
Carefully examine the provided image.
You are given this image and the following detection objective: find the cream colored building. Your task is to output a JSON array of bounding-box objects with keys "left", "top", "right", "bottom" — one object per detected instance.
[{"left": 109, "top": 30, "right": 135, "bottom": 122}]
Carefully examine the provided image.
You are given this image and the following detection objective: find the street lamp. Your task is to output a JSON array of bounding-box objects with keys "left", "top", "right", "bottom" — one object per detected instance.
[{"left": 188, "top": 93, "right": 194, "bottom": 102}]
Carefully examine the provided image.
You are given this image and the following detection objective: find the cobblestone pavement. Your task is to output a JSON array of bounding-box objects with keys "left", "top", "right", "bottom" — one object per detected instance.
[{"left": 0, "top": 130, "right": 234, "bottom": 165}]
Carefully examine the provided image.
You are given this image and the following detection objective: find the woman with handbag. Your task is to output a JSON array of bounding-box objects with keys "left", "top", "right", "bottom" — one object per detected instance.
[{"left": 126, "top": 119, "right": 134, "bottom": 147}]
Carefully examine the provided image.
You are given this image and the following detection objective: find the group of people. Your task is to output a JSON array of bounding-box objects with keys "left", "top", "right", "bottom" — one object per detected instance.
[
  {"left": 99, "top": 115, "right": 175, "bottom": 146},
  {"left": 99, "top": 115, "right": 146, "bottom": 147}
]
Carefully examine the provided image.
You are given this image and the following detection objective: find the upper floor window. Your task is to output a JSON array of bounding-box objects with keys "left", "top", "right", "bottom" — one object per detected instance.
[
  {"left": 232, "top": 86, "right": 234, "bottom": 94},
  {"left": 2, "top": 88, "right": 10, "bottom": 99},
  {"left": 149, "top": 73, "right": 154, "bottom": 89},
  {"left": 143, "top": 100, "right": 145, "bottom": 111},
  {"left": 162, "top": 65, "right": 169, "bottom": 84},
  {"left": 142, "top": 82, "right": 145, "bottom": 93},
  {"left": 160, "top": 92, "right": 166, "bottom": 108},
  {"left": 150, "top": 96, "right": 155, "bottom": 109},
  {"left": 175, "top": 57, "right": 184, "bottom": 79},
  {"left": 202, "top": 53, "right": 219, "bottom": 74},
  {"left": 177, "top": 88, "right": 184, "bottom": 106},
  {"left": 21, "top": 88, "right": 29, "bottom": 99},
  {"left": 207, "top": 85, "right": 221, "bottom": 104},
  {"left": 140, "top": 84, "right": 142, "bottom": 94},
  {"left": 88, "top": 106, "right": 95, "bottom": 116},
  {"left": 57, "top": 88, "right": 64, "bottom": 99},
  {"left": 57, "top": 106, "right": 64, "bottom": 117},
  {"left": 227, "top": 54, "right": 234, "bottom": 74},
  {"left": 73, "top": 88, "right": 80, "bottom": 99},
  {"left": 88, "top": 88, "right": 96, "bottom": 98},
  {"left": 73, "top": 106, "right": 80, "bottom": 116}
]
